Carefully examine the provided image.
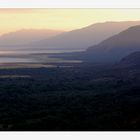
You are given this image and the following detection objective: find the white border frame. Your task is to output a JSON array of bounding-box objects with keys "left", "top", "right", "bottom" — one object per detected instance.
[{"left": 0, "top": 0, "right": 140, "bottom": 8}]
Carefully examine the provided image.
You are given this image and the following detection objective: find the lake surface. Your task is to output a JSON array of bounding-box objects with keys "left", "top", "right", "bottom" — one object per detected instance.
[
  {"left": 0, "top": 49, "right": 84, "bottom": 55},
  {"left": 0, "top": 49, "right": 84, "bottom": 64},
  {"left": 0, "top": 57, "right": 33, "bottom": 63}
]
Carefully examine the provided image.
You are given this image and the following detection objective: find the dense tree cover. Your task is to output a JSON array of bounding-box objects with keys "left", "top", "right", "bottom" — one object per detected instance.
[{"left": 0, "top": 63, "right": 139, "bottom": 130}]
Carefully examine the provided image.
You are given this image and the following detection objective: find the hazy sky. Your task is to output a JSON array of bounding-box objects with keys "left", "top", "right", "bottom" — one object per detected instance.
[{"left": 1, "top": 9, "right": 140, "bottom": 35}]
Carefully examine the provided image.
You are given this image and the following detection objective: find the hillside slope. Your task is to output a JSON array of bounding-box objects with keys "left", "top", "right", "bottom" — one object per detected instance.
[{"left": 85, "top": 25, "right": 140, "bottom": 62}]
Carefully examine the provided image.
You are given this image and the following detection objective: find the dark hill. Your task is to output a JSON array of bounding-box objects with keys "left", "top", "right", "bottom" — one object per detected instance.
[{"left": 116, "top": 51, "right": 140, "bottom": 68}]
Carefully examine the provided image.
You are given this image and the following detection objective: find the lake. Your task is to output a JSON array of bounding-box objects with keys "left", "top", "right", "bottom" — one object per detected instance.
[{"left": 0, "top": 49, "right": 84, "bottom": 64}]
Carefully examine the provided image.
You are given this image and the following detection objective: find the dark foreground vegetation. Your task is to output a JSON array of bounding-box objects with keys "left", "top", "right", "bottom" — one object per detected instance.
[{"left": 0, "top": 62, "right": 140, "bottom": 131}]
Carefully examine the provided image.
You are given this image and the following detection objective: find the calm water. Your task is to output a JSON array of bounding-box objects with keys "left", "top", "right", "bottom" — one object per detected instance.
[
  {"left": 0, "top": 57, "right": 33, "bottom": 63},
  {"left": 0, "top": 49, "right": 84, "bottom": 63},
  {"left": 0, "top": 49, "right": 84, "bottom": 54}
]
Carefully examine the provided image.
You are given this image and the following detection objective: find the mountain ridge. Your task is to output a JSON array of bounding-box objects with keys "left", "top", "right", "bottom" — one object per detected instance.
[
  {"left": 28, "top": 21, "right": 140, "bottom": 50},
  {"left": 85, "top": 25, "right": 140, "bottom": 63},
  {"left": 0, "top": 29, "right": 63, "bottom": 48}
]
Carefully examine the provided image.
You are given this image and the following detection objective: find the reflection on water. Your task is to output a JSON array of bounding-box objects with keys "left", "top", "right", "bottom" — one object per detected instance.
[
  {"left": 0, "top": 49, "right": 84, "bottom": 55},
  {"left": 0, "top": 57, "right": 34, "bottom": 63}
]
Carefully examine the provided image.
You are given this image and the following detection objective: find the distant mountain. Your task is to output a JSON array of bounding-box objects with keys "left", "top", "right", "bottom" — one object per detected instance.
[
  {"left": 0, "top": 29, "right": 63, "bottom": 50},
  {"left": 85, "top": 25, "right": 140, "bottom": 63},
  {"left": 30, "top": 21, "right": 140, "bottom": 50}
]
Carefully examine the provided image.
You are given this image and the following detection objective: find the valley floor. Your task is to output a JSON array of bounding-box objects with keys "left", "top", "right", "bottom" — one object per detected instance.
[{"left": 0, "top": 62, "right": 139, "bottom": 130}]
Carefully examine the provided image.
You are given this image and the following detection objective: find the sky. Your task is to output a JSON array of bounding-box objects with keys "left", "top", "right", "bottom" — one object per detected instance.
[{"left": 0, "top": 9, "right": 140, "bottom": 35}]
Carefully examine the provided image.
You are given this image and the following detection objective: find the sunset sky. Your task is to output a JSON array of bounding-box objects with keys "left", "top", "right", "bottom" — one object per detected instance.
[{"left": 0, "top": 9, "right": 140, "bottom": 35}]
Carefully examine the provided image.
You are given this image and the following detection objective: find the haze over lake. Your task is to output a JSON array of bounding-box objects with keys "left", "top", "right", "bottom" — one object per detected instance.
[{"left": 0, "top": 49, "right": 83, "bottom": 63}]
